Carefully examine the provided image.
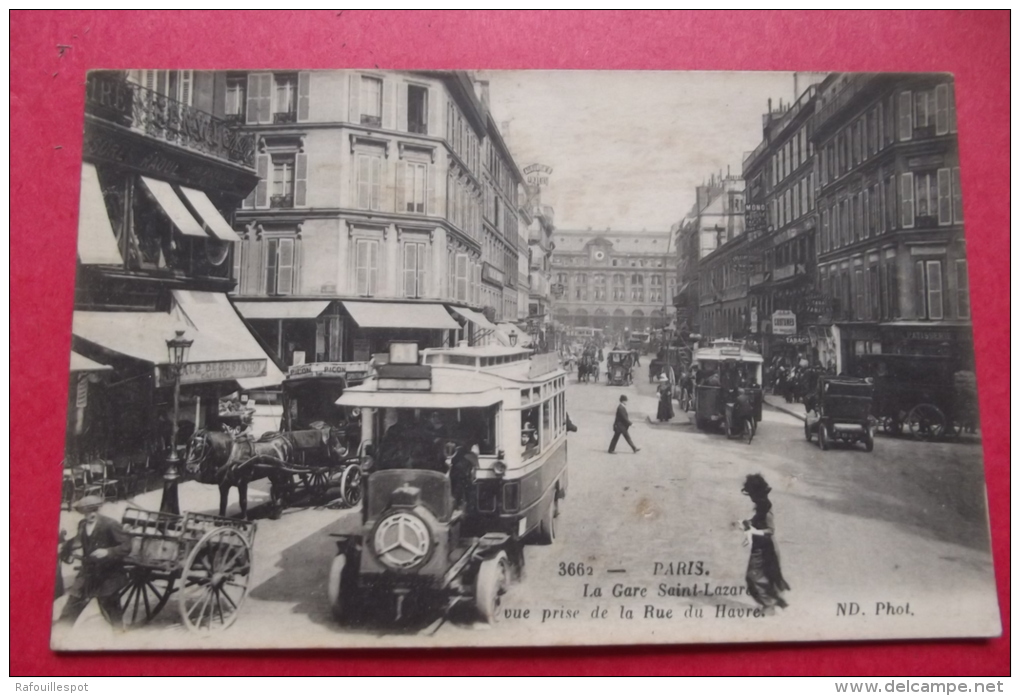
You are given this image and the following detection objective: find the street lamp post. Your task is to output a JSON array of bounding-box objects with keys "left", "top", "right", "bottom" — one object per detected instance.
[{"left": 160, "top": 329, "right": 193, "bottom": 515}]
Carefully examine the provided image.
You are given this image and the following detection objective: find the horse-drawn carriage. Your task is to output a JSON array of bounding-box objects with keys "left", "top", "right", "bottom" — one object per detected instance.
[
  {"left": 184, "top": 362, "right": 371, "bottom": 518},
  {"left": 327, "top": 343, "right": 570, "bottom": 626},
  {"left": 855, "top": 354, "right": 978, "bottom": 440},
  {"left": 577, "top": 352, "right": 600, "bottom": 383}
]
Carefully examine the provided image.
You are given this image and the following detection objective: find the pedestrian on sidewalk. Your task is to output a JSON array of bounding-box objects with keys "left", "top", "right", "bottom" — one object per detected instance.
[
  {"left": 608, "top": 395, "right": 640, "bottom": 454},
  {"left": 739, "top": 474, "right": 790, "bottom": 610},
  {"left": 656, "top": 373, "right": 675, "bottom": 422}
]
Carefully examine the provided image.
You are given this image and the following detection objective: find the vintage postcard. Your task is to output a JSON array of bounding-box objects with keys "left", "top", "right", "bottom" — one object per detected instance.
[{"left": 53, "top": 69, "right": 1000, "bottom": 650}]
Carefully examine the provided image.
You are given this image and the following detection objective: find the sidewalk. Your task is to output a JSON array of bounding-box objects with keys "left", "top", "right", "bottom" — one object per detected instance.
[{"left": 763, "top": 393, "right": 806, "bottom": 421}]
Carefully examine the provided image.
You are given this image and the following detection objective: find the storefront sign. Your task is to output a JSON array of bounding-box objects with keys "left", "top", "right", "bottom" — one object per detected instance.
[
  {"left": 482, "top": 262, "right": 505, "bottom": 287},
  {"left": 783, "top": 335, "right": 811, "bottom": 345},
  {"left": 523, "top": 163, "right": 553, "bottom": 188},
  {"left": 287, "top": 361, "right": 370, "bottom": 381},
  {"left": 166, "top": 359, "right": 267, "bottom": 386},
  {"left": 897, "top": 329, "right": 955, "bottom": 343},
  {"left": 772, "top": 310, "right": 797, "bottom": 335},
  {"left": 744, "top": 203, "right": 767, "bottom": 234}
]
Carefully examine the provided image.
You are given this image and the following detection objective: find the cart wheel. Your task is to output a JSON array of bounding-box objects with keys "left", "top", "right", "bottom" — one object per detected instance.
[
  {"left": 804, "top": 417, "right": 813, "bottom": 442},
  {"left": 327, "top": 552, "right": 358, "bottom": 624},
  {"left": 303, "top": 469, "right": 331, "bottom": 501},
  {"left": 818, "top": 424, "right": 830, "bottom": 451},
  {"left": 340, "top": 465, "right": 363, "bottom": 508},
  {"left": 179, "top": 527, "right": 251, "bottom": 632},
  {"left": 474, "top": 550, "right": 510, "bottom": 624},
  {"left": 907, "top": 404, "right": 945, "bottom": 441},
  {"left": 864, "top": 426, "right": 875, "bottom": 452},
  {"left": 944, "top": 420, "right": 963, "bottom": 439},
  {"left": 533, "top": 493, "right": 558, "bottom": 545},
  {"left": 119, "top": 568, "right": 174, "bottom": 629}
]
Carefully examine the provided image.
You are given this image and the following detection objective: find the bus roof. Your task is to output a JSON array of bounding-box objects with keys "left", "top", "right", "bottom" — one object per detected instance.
[{"left": 693, "top": 344, "right": 764, "bottom": 363}]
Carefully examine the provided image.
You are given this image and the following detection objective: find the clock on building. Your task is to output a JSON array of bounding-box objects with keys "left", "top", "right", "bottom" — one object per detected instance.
[{"left": 593, "top": 250, "right": 606, "bottom": 261}]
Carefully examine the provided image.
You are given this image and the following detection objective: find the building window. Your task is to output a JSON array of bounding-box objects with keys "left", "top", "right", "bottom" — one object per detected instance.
[
  {"left": 360, "top": 76, "right": 383, "bottom": 127},
  {"left": 900, "top": 172, "right": 915, "bottom": 229},
  {"left": 869, "top": 263, "right": 880, "bottom": 320},
  {"left": 407, "top": 85, "right": 428, "bottom": 134},
  {"left": 951, "top": 167, "right": 963, "bottom": 223},
  {"left": 271, "top": 155, "right": 295, "bottom": 208},
  {"left": 404, "top": 161, "right": 427, "bottom": 213},
  {"left": 455, "top": 253, "right": 469, "bottom": 302},
  {"left": 274, "top": 73, "right": 298, "bottom": 123},
  {"left": 898, "top": 91, "right": 913, "bottom": 141},
  {"left": 356, "top": 153, "right": 383, "bottom": 210},
  {"left": 265, "top": 237, "right": 296, "bottom": 296},
  {"left": 914, "top": 259, "right": 944, "bottom": 320},
  {"left": 403, "top": 240, "right": 427, "bottom": 299},
  {"left": 956, "top": 259, "right": 970, "bottom": 319},
  {"left": 225, "top": 75, "right": 246, "bottom": 122},
  {"left": 355, "top": 238, "right": 379, "bottom": 297}
]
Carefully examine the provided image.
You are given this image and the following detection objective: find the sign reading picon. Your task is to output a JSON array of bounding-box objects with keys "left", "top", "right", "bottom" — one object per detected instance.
[{"left": 771, "top": 310, "right": 797, "bottom": 335}]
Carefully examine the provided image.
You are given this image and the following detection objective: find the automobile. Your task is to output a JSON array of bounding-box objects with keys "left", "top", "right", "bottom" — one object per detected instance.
[
  {"left": 326, "top": 343, "right": 570, "bottom": 626},
  {"left": 606, "top": 349, "right": 634, "bottom": 386},
  {"left": 692, "top": 340, "right": 763, "bottom": 433},
  {"left": 804, "top": 376, "right": 876, "bottom": 452}
]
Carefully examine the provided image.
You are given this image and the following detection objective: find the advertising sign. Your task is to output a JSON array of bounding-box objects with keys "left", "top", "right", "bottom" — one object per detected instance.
[{"left": 772, "top": 310, "right": 797, "bottom": 335}]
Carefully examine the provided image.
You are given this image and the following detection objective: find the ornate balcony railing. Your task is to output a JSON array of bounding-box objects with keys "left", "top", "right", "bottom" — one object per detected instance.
[
  {"left": 85, "top": 72, "right": 257, "bottom": 169},
  {"left": 273, "top": 111, "right": 297, "bottom": 124},
  {"left": 270, "top": 194, "right": 294, "bottom": 209},
  {"left": 812, "top": 74, "right": 873, "bottom": 134}
]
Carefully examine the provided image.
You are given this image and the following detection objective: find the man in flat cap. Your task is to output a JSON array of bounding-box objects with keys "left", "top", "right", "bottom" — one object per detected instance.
[{"left": 57, "top": 496, "right": 131, "bottom": 628}]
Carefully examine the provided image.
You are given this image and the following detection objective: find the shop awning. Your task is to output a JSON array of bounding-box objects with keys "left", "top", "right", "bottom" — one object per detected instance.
[
  {"left": 77, "top": 163, "right": 124, "bottom": 266},
  {"left": 71, "top": 291, "right": 285, "bottom": 389},
  {"left": 179, "top": 187, "right": 242, "bottom": 242},
  {"left": 342, "top": 301, "right": 460, "bottom": 330},
  {"left": 448, "top": 306, "right": 497, "bottom": 331},
  {"left": 172, "top": 290, "right": 286, "bottom": 390},
  {"left": 139, "top": 177, "right": 208, "bottom": 238},
  {"left": 234, "top": 300, "right": 331, "bottom": 320},
  {"left": 70, "top": 351, "right": 112, "bottom": 373}
]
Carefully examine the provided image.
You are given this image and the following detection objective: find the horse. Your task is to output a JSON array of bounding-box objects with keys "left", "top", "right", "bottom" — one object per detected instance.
[{"left": 184, "top": 429, "right": 295, "bottom": 519}]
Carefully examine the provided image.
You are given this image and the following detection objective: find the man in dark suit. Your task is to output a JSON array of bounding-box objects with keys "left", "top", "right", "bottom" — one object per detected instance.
[
  {"left": 608, "top": 395, "right": 640, "bottom": 454},
  {"left": 57, "top": 496, "right": 132, "bottom": 628}
]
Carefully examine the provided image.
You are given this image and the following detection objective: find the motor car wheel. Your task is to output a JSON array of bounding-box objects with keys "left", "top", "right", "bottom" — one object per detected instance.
[
  {"left": 804, "top": 416, "right": 813, "bottom": 442},
  {"left": 864, "top": 426, "right": 875, "bottom": 453},
  {"left": 474, "top": 551, "right": 509, "bottom": 624},
  {"left": 533, "top": 494, "right": 558, "bottom": 545},
  {"left": 819, "top": 424, "right": 830, "bottom": 451}
]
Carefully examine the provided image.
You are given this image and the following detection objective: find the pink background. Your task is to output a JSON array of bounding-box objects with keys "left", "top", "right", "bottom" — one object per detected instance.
[{"left": 10, "top": 10, "right": 1009, "bottom": 676}]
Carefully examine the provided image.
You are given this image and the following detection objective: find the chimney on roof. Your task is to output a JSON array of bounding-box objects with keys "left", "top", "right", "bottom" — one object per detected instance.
[{"left": 476, "top": 79, "right": 490, "bottom": 109}]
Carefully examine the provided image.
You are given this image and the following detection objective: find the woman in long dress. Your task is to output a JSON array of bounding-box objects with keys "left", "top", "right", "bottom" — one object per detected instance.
[
  {"left": 740, "top": 474, "right": 790, "bottom": 609},
  {"left": 656, "top": 374, "right": 675, "bottom": 422}
]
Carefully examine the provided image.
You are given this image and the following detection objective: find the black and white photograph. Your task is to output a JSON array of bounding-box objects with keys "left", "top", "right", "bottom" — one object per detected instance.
[{"left": 53, "top": 69, "right": 1000, "bottom": 650}]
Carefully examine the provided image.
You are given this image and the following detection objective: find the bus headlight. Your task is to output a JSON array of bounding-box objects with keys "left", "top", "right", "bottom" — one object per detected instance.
[{"left": 493, "top": 459, "right": 507, "bottom": 477}]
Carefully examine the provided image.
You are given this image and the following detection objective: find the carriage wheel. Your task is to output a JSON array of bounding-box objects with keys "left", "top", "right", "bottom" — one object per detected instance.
[
  {"left": 119, "top": 568, "right": 174, "bottom": 629},
  {"left": 907, "top": 404, "right": 946, "bottom": 441},
  {"left": 340, "top": 465, "right": 363, "bottom": 508},
  {"left": 179, "top": 527, "right": 252, "bottom": 632},
  {"left": 474, "top": 551, "right": 510, "bottom": 624},
  {"left": 302, "top": 469, "right": 332, "bottom": 502}
]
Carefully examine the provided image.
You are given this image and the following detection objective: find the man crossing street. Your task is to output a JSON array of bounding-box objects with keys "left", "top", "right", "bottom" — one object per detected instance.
[{"left": 608, "top": 394, "right": 640, "bottom": 454}]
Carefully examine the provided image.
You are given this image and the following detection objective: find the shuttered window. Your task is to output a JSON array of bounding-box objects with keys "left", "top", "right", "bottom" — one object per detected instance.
[
  {"left": 900, "top": 172, "right": 915, "bottom": 229},
  {"left": 355, "top": 239, "right": 379, "bottom": 297},
  {"left": 956, "top": 260, "right": 970, "bottom": 319},
  {"left": 455, "top": 253, "right": 469, "bottom": 302},
  {"left": 898, "top": 91, "right": 913, "bottom": 141},
  {"left": 246, "top": 73, "right": 273, "bottom": 125},
  {"left": 356, "top": 154, "right": 383, "bottom": 210},
  {"left": 403, "top": 241, "right": 427, "bottom": 298}
]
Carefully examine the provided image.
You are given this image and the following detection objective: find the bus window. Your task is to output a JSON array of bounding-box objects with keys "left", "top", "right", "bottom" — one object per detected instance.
[
  {"left": 376, "top": 406, "right": 499, "bottom": 470},
  {"left": 542, "top": 397, "right": 552, "bottom": 445},
  {"left": 521, "top": 406, "right": 540, "bottom": 459}
]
